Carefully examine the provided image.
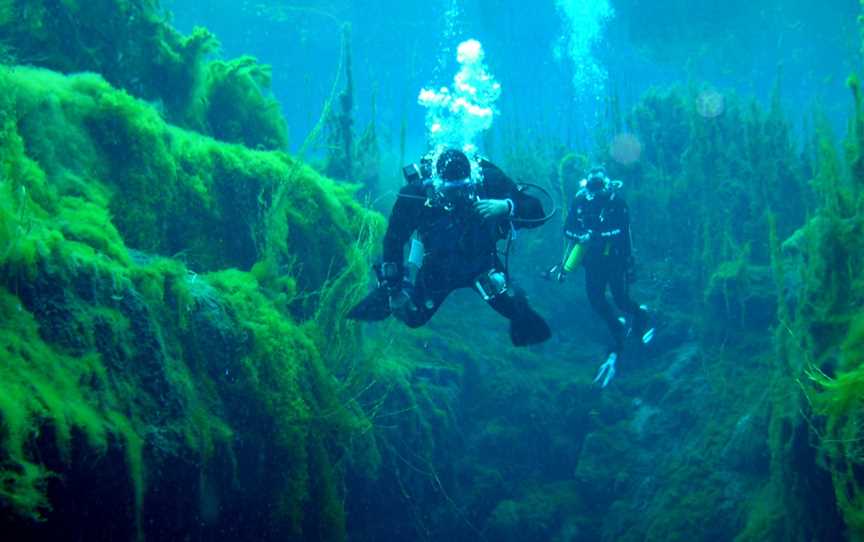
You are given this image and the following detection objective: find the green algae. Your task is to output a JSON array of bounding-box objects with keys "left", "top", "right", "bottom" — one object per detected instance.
[
  {"left": 0, "top": 0, "right": 287, "bottom": 150},
  {"left": 602, "top": 82, "right": 809, "bottom": 341},
  {"left": 1, "top": 4, "right": 859, "bottom": 542},
  {"left": 198, "top": 56, "right": 289, "bottom": 150},
  {"left": 0, "top": 287, "right": 119, "bottom": 518},
  {"left": 205, "top": 266, "right": 376, "bottom": 536},
  {"left": 0, "top": 53, "right": 380, "bottom": 540},
  {"left": 738, "top": 59, "right": 864, "bottom": 540},
  {"left": 1, "top": 65, "right": 367, "bottom": 279}
]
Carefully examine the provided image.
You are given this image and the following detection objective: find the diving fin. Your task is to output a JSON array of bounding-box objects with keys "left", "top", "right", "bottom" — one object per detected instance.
[
  {"left": 623, "top": 306, "right": 656, "bottom": 345},
  {"left": 641, "top": 327, "right": 655, "bottom": 344},
  {"left": 347, "top": 288, "right": 391, "bottom": 321},
  {"left": 509, "top": 307, "right": 551, "bottom": 346},
  {"left": 637, "top": 304, "right": 655, "bottom": 344}
]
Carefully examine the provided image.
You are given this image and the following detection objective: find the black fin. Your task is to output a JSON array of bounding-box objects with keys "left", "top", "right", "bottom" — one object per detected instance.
[{"left": 509, "top": 307, "right": 551, "bottom": 346}]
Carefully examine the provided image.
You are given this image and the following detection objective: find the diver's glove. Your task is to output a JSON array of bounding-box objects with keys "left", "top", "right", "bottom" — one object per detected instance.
[
  {"left": 474, "top": 198, "right": 513, "bottom": 219},
  {"left": 376, "top": 262, "right": 402, "bottom": 289},
  {"left": 379, "top": 275, "right": 411, "bottom": 312},
  {"left": 593, "top": 352, "right": 618, "bottom": 388},
  {"left": 541, "top": 264, "right": 566, "bottom": 283},
  {"left": 388, "top": 286, "right": 413, "bottom": 312}
]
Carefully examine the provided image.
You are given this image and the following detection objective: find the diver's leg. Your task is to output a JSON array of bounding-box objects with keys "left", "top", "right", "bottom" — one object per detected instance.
[
  {"left": 585, "top": 263, "right": 625, "bottom": 352},
  {"left": 347, "top": 286, "right": 392, "bottom": 321},
  {"left": 393, "top": 266, "right": 451, "bottom": 328},
  {"left": 478, "top": 270, "right": 550, "bottom": 346},
  {"left": 609, "top": 264, "right": 648, "bottom": 336}
]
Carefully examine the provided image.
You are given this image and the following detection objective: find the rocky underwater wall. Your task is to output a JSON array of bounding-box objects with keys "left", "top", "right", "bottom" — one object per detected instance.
[
  {"left": 738, "top": 76, "right": 864, "bottom": 540},
  {"left": 0, "top": 0, "right": 288, "bottom": 150},
  {"left": 3, "top": 2, "right": 864, "bottom": 542},
  {"left": 0, "top": 61, "right": 385, "bottom": 540}
]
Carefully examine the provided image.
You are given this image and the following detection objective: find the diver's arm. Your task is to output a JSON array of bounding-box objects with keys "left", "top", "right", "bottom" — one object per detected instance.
[
  {"left": 561, "top": 237, "right": 575, "bottom": 263},
  {"left": 599, "top": 196, "right": 630, "bottom": 255},
  {"left": 616, "top": 198, "right": 636, "bottom": 280},
  {"left": 562, "top": 198, "right": 579, "bottom": 259},
  {"left": 618, "top": 197, "right": 633, "bottom": 260},
  {"left": 478, "top": 160, "right": 544, "bottom": 227},
  {"left": 510, "top": 188, "right": 544, "bottom": 228},
  {"left": 474, "top": 198, "right": 512, "bottom": 219},
  {"left": 504, "top": 176, "right": 544, "bottom": 227},
  {"left": 563, "top": 195, "right": 587, "bottom": 241},
  {"left": 382, "top": 186, "right": 423, "bottom": 276}
]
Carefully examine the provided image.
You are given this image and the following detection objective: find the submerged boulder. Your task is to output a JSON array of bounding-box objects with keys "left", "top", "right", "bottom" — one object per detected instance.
[
  {"left": 705, "top": 262, "right": 777, "bottom": 337},
  {"left": 0, "top": 0, "right": 288, "bottom": 150},
  {"left": 0, "top": 64, "right": 381, "bottom": 540}
]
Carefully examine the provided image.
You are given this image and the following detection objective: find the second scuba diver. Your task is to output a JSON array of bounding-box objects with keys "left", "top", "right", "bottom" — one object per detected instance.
[
  {"left": 349, "top": 148, "right": 552, "bottom": 346},
  {"left": 547, "top": 165, "right": 654, "bottom": 386}
]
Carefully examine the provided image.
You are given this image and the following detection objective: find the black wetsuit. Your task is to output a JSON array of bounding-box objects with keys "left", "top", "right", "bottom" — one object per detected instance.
[
  {"left": 564, "top": 188, "right": 646, "bottom": 353},
  {"left": 369, "top": 158, "right": 550, "bottom": 346}
]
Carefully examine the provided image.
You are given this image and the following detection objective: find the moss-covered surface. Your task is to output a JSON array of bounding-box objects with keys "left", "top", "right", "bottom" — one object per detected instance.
[
  {"left": 735, "top": 73, "right": 864, "bottom": 541},
  {"left": 615, "top": 83, "right": 809, "bottom": 331},
  {"left": 1, "top": 2, "right": 863, "bottom": 541},
  {"left": 0, "top": 62, "right": 384, "bottom": 540},
  {"left": 0, "top": 0, "right": 287, "bottom": 150}
]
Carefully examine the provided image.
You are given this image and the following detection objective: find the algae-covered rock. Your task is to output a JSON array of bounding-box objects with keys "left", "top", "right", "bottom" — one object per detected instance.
[
  {"left": 0, "top": 0, "right": 287, "bottom": 150},
  {"left": 705, "top": 262, "right": 777, "bottom": 337},
  {"left": 0, "top": 62, "right": 381, "bottom": 540},
  {"left": 3, "top": 66, "right": 361, "bottom": 283},
  {"left": 486, "top": 483, "right": 587, "bottom": 542}
]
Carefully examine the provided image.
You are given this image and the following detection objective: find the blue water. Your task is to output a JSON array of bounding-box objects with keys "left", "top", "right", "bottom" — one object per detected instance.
[{"left": 165, "top": 0, "right": 861, "bottom": 156}]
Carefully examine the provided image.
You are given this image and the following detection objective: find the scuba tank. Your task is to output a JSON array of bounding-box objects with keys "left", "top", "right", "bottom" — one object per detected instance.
[{"left": 563, "top": 243, "right": 585, "bottom": 272}]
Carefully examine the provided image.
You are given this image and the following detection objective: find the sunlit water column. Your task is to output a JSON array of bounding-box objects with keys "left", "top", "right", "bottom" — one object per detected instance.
[
  {"left": 555, "top": 0, "right": 614, "bottom": 146},
  {"left": 435, "top": 0, "right": 462, "bottom": 77}
]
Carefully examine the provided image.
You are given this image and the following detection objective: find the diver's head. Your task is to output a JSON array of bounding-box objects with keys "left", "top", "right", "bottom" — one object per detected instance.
[
  {"left": 427, "top": 148, "right": 475, "bottom": 209},
  {"left": 436, "top": 149, "right": 471, "bottom": 182},
  {"left": 584, "top": 165, "right": 608, "bottom": 195}
]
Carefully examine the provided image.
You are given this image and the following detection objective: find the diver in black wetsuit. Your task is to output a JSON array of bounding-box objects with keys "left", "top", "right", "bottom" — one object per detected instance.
[
  {"left": 548, "top": 166, "right": 653, "bottom": 385},
  {"left": 348, "top": 148, "right": 551, "bottom": 346}
]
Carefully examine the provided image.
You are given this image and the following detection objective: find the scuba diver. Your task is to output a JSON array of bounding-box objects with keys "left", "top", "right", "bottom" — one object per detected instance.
[
  {"left": 348, "top": 148, "right": 552, "bottom": 346},
  {"left": 547, "top": 165, "right": 654, "bottom": 386}
]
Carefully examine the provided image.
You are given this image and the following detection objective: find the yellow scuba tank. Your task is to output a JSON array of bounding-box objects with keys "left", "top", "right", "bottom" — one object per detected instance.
[{"left": 563, "top": 243, "right": 585, "bottom": 272}]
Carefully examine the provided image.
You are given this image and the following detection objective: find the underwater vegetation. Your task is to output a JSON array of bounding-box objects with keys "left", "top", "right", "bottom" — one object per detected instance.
[
  {"left": 0, "top": 0, "right": 287, "bottom": 150},
  {"left": 320, "top": 24, "right": 381, "bottom": 200},
  {"left": 739, "top": 74, "right": 864, "bottom": 540},
  {"left": 0, "top": 1, "right": 863, "bottom": 541},
  {"left": 0, "top": 57, "right": 386, "bottom": 539},
  {"left": 466, "top": 82, "right": 810, "bottom": 541},
  {"left": 622, "top": 81, "right": 808, "bottom": 336}
]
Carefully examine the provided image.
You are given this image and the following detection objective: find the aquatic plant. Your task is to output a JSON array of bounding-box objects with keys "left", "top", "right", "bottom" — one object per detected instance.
[
  {"left": 591, "top": 81, "right": 810, "bottom": 334},
  {"left": 197, "top": 56, "right": 289, "bottom": 150},
  {"left": 316, "top": 22, "right": 381, "bottom": 200},
  {"left": 736, "top": 58, "right": 864, "bottom": 539},
  {"left": 0, "top": 59, "right": 382, "bottom": 540},
  {"left": 324, "top": 24, "right": 356, "bottom": 182},
  {"left": 792, "top": 93, "right": 864, "bottom": 538},
  {"left": 0, "top": 0, "right": 287, "bottom": 150}
]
